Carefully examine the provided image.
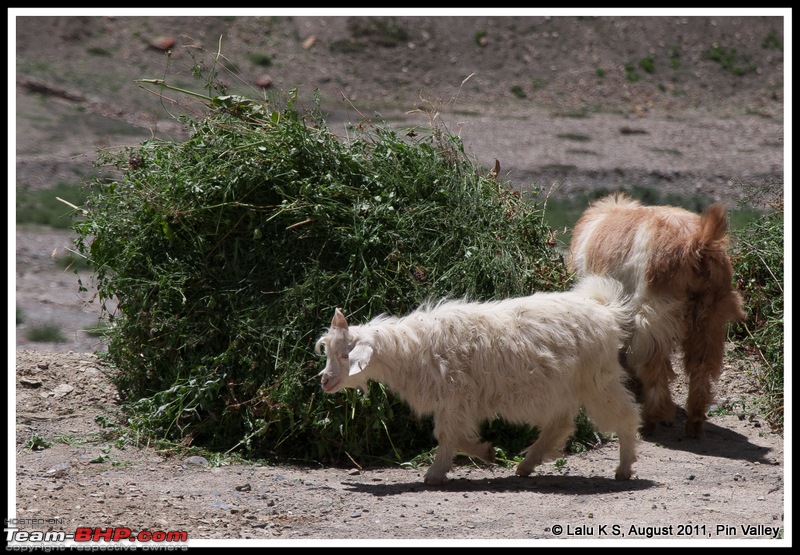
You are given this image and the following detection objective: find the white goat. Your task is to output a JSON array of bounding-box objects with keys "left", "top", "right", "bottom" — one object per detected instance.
[{"left": 315, "top": 275, "right": 641, "bottom": 485}]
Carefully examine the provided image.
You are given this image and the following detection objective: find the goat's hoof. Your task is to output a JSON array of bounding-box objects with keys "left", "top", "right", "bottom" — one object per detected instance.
[
  {"left": 639, "top": 421, "right": 657, "bottom": 436},
  {"left": 685, "top": 420, "right": 706, "bottom": 439},
  {"left": 615, "top": 468, "right": 634, "bottom": 481},
  {"left": 465, "top": 441, "right": 496, "bottom": 464},
  {"left": 423, "top": 474, "right": 446, "bottom": 486},
  {"left": 515, "top": 465, "right": 534, "bottom": 477}
]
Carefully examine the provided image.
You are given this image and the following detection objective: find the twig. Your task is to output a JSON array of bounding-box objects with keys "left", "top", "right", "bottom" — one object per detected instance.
[
  {"left": 340, "top": 92, "right": 370, "bottom": 123},
  {"left": 56, "top": 196, "right": 87, "bottom": 215},
  {"left": 286, "top": 218, "right": 315, "bottom": 231},
  {"left": 345, "top": 451, "right": 363, "bottom": 471},
  {"left": 135, "top": 79, "right": 213, "bottom": 102}
]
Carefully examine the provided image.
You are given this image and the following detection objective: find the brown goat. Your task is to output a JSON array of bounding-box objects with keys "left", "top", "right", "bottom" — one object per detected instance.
[{"left": 568, "top": 193, "right": 745, "bottom": 438}]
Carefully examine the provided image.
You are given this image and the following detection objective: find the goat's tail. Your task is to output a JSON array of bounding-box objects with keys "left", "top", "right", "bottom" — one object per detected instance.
[
  {"left": 573, "top": 274, "right": 627, "bottom": 306},
  {"left": 573, "top": 274, "right": 636, "bottom": 336},
  {"left": 698, "top": 203, "right": 730, "bottom": 247},
  {"left": 694, "top": 202, "right": 745, "bottom": 322}
]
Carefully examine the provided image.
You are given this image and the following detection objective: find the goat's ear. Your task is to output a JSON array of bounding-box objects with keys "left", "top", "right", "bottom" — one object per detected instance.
[
  {"left": 348, "top": 344, "right": 373, "bottom": 376},
  {"left": 332, "top": 308, "right": 348, "bottom": 330}
]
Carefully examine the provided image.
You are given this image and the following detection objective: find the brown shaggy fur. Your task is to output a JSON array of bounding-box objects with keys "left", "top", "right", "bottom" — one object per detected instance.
[{"left": 568, "top": 193, "right": 746, "bottom": 438}]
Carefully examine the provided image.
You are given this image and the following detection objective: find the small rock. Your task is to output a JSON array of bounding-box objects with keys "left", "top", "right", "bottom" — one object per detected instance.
[
  {"left": 20, "top": 378, "right": 43, "bottom": 388},
  {"left": 302, "top": 36, "right": 316, "bottom": 49},
  {"left": 210, "top": 499, "right": 231, "bottom": 510},
  {"left": 46, "top": 462, "right": 71, "bottom": 478},
  {"left": 36, "top": 361, "right": 49, "bottom": 370},
  {"left": 184, "top": 456, "right": 209, "bottom": 467},
  {"left": 52, "top": 384, "right": 74, "bottom": 397},
  {"left": 235, "top": 483, "right": 252, "bottom": 492},
  {"left": 255, "top": 75, "right": 272, "bottom": 89},
  {"left": 150, "top": 36, "right": 176, "bottom": 52}
]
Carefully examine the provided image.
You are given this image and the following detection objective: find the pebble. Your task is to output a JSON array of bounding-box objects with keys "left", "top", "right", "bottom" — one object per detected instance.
[
  {"left": 52, "top": 383, "right": 75, "bottom": 397},
  {"left": 45, "top": 462, "right": 71, "bottom": 478}
]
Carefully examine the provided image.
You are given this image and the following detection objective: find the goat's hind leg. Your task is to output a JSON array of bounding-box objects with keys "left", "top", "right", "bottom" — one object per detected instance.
[
  {"left": 515, "top": 411, "right": 575, "bottom": 477},
  {"left": 685, "top": 367, "right": 714, "bottom": 439},
  {"left": 628, "top": 308, "right": 681, "bottom": 434},
  {"left": 582, "top": 370, "right": 641, "bottom": 480},
  {"left": 631, "top": 348, "right": 677, "bottom": 434},
  {"left": 458, "top": 437, "right": 496, "bottom": 464},
  {"left": 682, "top": 322, "right": 727, "bottom": 439}
]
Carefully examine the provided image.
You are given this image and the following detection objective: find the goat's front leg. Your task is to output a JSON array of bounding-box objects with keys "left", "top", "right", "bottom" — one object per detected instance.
[{"left": 424, "top": 417, "right": 459, "bottom": 486}]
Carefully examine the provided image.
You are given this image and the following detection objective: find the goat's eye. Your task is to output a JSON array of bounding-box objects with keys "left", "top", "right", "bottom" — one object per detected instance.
[{"left": 340, "top": 352, "right": 349, "bottom": 360}]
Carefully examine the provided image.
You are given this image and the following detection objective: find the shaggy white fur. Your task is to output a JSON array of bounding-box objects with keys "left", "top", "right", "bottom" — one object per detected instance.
[{"left": 316, "top": 275, "right": 641, "bottom": 485}]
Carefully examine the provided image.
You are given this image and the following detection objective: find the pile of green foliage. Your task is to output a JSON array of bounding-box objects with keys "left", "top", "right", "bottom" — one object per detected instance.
[
  {"left": 730, "top": 180, "right": 784, "bottom": 430},
  {"left": 74, "top": 88, "right": 569, "bottom": 464}
]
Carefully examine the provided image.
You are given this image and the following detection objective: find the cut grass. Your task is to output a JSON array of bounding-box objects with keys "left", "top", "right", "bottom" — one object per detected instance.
[
  {"left": 82, "top": 322, "right": 111, "bottom": 338},
  {"left": 75, "top": 84, "right": 570, "bottom": 466}
]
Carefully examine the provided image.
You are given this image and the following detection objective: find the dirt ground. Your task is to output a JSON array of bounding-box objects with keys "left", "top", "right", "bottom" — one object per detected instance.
[
  {"left": 12, "top": 12, "right": 787, "bottom": 546},
  {"left": 13, "top": 348, "right": 785, "bottom": 544}
]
